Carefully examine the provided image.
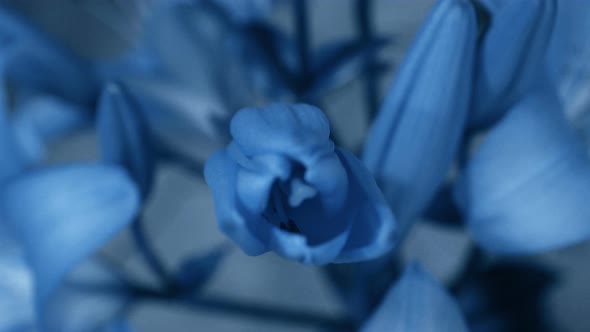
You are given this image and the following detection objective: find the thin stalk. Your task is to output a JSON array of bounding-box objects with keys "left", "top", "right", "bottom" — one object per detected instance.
[
  {"left": 131, "top": 217, "right": 174, "bottom": 289},
  {"left": 294, "top": 0, "right": 311, "bottom": 98},
  {"left": 356, "top": 0, "right": 379, "bottom": 119}
]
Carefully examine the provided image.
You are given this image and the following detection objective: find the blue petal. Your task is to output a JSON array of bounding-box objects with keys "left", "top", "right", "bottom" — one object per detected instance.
[
  {"left": 457, "top": 90, "right": 590, "bottom": 254},
  {"left": 97, "top": 84, "right": 155, "bottom": 197},
  {"left": 11, "top": 96, "right": 91, "bottom": 164},
  {"left": 0, "top": 6, "right": 98, "bottom": 105},
  {"left": 363, "top": 0, "right": 477, "bottom": 226},
  {"left": 548, "top": 0, "right": 590, "bottom": 121},
  {"left": 0, "top": 163, "right": 140, "bottom": 328},
  {"left": 470, "top": 0, "right": 557, "bottom": 128},
  {"left": 361, "top": 263, "right": 468, "bottom": 332},
  {"left": 205, "top": 149, "right": 268, "bottom": 256},
  {"left": 0, "top": 228, "right": 34, "bottom": 332},
  {"left": 334, "top": 148, "right": 397, "bottom": 263},
  {"left": 231, "top": 104, "right": 348, "bottom": 210}
]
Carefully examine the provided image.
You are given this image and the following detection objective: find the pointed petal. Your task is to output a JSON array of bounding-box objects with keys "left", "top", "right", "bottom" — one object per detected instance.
[
  {"left": 471, "top": 0, "right": 557, "bottom": 128},
  {"left": 361, "top": 263, "right": 468, "bottom": 332},
  {"left": 458, "top": 90, "right": 590, "bottom": 254},
  {"left": 0, "top": 163, "right": 140, "bottom": 327},
  {"left": 363, "top": 0, "right": 477, "bottom": 226},
  {"left": 97, "top": 84, "right": 155, "bottom": 197},
  {"left": 334, "top": 148, "right": 397, "bottom": 263}
]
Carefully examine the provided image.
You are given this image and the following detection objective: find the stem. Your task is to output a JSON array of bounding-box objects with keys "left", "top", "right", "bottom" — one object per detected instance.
[
  {"left": 449, "top": 245, "right": 484, "bottom": 293},
  {"left": 294, "top": 0, "right": 311, "bottom": 98},
  {"left": 131, "top": 217, "right": 174, "bottom": 289},
  {"left": 356, "top": 0, "right": 379, "bottom": 119}
]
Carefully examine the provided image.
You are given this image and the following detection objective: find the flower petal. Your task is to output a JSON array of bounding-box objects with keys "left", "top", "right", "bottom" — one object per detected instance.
[
  {"left": 97, "top": 84, "right": 155, "bottom": 197},
  {"left": 457, "top": 90, "right": 590, "bottom": 254},
  {"left": 334, "top": 148, "right": 397, "bottom": 263},
  {"left": 363, "top": 0, "right": 477, "bottom": 226},
  {"left": 361, "top": 263, "right": 468, "bottom": 332},
  {"left": 205, "top": 149, "right": 268, "bottom": 256},
  {"left": 0, "top": 228, "right": 34, "bottom": 332},
  {"left": 231, "top": 104, "right": 348, "bottom": 211},
  {"left": 470, "top": 0, "right": 557, "bottom": 128},
  {"left": 0, "top": 163, "right": 140, "bottom": 328}
]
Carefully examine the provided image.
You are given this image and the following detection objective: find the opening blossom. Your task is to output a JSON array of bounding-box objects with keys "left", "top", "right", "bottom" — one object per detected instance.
[{"left": 205, "top": 104, "right": 396, "bottom": 265}]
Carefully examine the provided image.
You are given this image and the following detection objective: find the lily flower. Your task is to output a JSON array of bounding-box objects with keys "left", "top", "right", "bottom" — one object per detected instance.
[
  {"left": 470, "top": 0, "right": 557, "bottom": 129},
  {"left": 205, "top": 104, "right": 396, "bottom": 265}
]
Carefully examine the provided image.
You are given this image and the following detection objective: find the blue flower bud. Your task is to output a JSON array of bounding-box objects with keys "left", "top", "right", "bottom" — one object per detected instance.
[
  {"left": 363, "top": 0, "right": 477, "bottom": 230},
  {"left": 471, "top": 0, "right": 557, "bottom": 128},
  {"left": 205, "top": 104, "right": 396, "bottom": 265}
]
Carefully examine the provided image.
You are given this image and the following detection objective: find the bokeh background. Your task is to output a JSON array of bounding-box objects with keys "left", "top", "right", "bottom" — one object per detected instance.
[{"left": 5, "top": 0, "right": 590, "bottom": 331}]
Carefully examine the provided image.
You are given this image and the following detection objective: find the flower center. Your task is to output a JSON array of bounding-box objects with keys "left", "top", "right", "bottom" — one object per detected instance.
[{"left": 263, "top": 165, "right": 317, "bottom": 234}]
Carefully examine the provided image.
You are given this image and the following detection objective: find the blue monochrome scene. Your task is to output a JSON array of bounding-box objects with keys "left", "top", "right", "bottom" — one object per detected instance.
[{"left": 0, "top": 0, "right": 589, "bottom": 331}]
